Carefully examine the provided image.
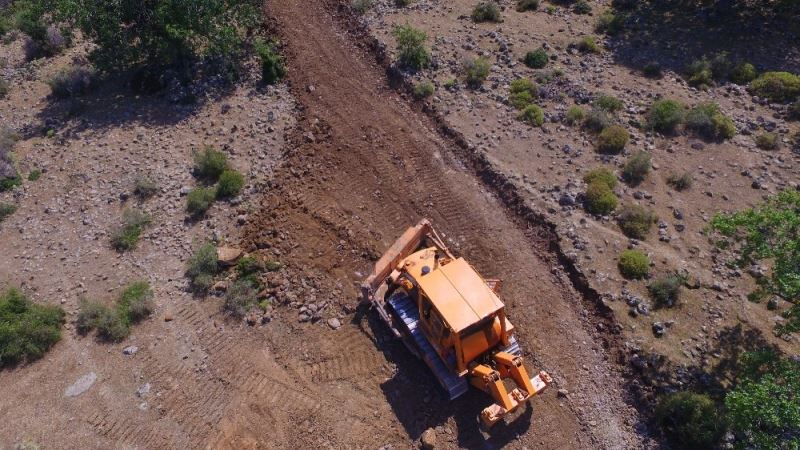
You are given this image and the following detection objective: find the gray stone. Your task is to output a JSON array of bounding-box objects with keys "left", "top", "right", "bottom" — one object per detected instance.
[
  {"left": 327, "top": 317, "right": 341, "bottom": 329},
  {"left": 421, "top": 428, "right": 436, "bottom": 449},
  {"left": 122, "top": 346, "right": 138, "bottom": 356},
  {"left": 65, "top": 372, "right": 97, "bottom": 397},
  {"left": 136, "top": 383, "right": 151, "bottom": 398}
]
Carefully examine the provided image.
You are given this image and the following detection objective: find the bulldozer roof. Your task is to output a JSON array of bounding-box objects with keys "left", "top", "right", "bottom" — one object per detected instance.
[{"left": 416, "top": 257, "right": 504, "bottom": 333}]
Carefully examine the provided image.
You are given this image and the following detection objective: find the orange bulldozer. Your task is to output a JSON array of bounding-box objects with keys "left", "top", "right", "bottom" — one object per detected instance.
[{"left": 362, "top": 219, "right": 551, "bottom": 428}]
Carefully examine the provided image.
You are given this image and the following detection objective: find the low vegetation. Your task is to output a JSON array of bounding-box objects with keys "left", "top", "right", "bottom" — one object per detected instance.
[
  {"left": 0, "top": 287, "right": 65, "bottom": 367},
  {"left": 583, "top": 167, "right": 617, "bottom": 190},
  {"left": 194, "top": 146, "right": 229, "bottom": 181},
  {"left": 0, "top": 77, "right": 8, "bottom": 99},
  {"left": 755, "top": 132, "right": 779, "bottom": 150},
  {"left": 584, "top": 181, "right": 618, "bottom": 215},
  {"left": 593, "top": 94, "right": 623, "bottom": 113},
  {"left": 576, "top": 36, "right": 600, "bottom": 53},
  {"left": 393, "top": 24, "right": 430, "bottom": 70},
  {"left": 186, "top": 187, "right": 217, "bottom": 217},
  {"left": 216, "top": 169, "right": 245, "bottom": 198},
  {"left": 0, "top": 202, "right": 16, "bottom": 223},
  {"left": 617, "top": 204, "right": 656, "bottom": 240},
  {"left": 523, "top": 48, "right": 548, "bottom": 69},
  {"left": 643, "top": 62, "right": 662, "bottom": 78},
  {"left": 583, "top": 108, "right": 614, "bottom": 132},
  {"left": 596, "top": 125, "right": 629, "bottom": 154},
  {"left": 254, "top": 39, "right": 286, "bottom": 85},
  {"left": 573, "top": 0, "right": 591, "bottom": 14},
  {"left": 352, "top": 0, "right": 374, "bottom": 14},
  {"left": 748, "top": 71, "right": 800, "bottom": 102},
  {"left": 789, "top": 100, "right": 800, "bottom": 120},
  {"left": 518, "top": 104, "right": 544, "bottom": 127},
  {"left": 464, "top": 57, "right": 491, "bottom": 87},
  {"left": 471, "top": 2, "right": 502, "bottom": 22},
  {"left": 667, "top": 172, "right": 693, "bottom": 191},
  {"left": 618, "top": 249, "right": 650, "bottom": 279},
  {"left": 647, "top": 99, "right": 686, "bottom": 134},
  {"left": 730, "top": 62, "right": 757, "bottom": 85},
  {"left": 110, "top": 208, "right": 151, "bottom": 252},
  {"left": 133, "top": 175, "right": 159, "bottom": 199},
  {"left": 655, "top": 392, "right": 725, "bottom": 450},
  {"left": 596, "top": 10, "right": 624, "bottom": 35},
  {"left": 509, "top": 78, "right": 538, "bottom": 109},
  {"left": 77, "top": 281, "right": 154, "bottom": 342},
  {"left": 648, "top": 273, "right": 686, "bottom": 308},
  {"left": 224, "top": 279, "right": 259, "bottom": 318},
  {"left": 516, "top": 0, "right": 540, "bottom": 11},
  {"left": 186, "top": 242, "right": 219, "bottom": 293},
  {"left": 685, "top": 102, "right": 736, "bottom": 140},
  {"left": 622, "top": 151, "right": 651, "bottom": 185},
  {"left": 564, "top": 106, "right": 585, "bottom": 125},
  {"left": 48, "top": 66, "right": 93, "bottom": 99},
  {"left": 413, "top": 80, "right": 435, "bottom": 99}
]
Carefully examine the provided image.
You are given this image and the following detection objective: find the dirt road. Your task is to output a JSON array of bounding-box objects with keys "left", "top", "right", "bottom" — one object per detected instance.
[{"left": 240, "top": 0, "right": 649, "bottom": 448}]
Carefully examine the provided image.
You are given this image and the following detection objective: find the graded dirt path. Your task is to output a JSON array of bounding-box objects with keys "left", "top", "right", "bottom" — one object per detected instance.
[{"left": 241, "top": 0, "right": 650, "bottom": 448}]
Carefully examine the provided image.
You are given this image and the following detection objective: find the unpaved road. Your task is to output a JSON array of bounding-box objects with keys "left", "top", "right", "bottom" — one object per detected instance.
[{"left": 240, "top": 0, "right": 649, "bottom": 448}]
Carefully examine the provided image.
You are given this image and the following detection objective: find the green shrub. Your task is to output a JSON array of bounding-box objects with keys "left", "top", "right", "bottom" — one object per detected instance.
[
  {"left": 464, "top": 57, "right": 490, "bottom": 87},
  {"left": 573, "top": 0, "right": 591, "bottom": 14},
  {"left": 48, "top": 66, "right": 93, "bottom": 99},
  {"left": 617, "top": 204, "right": 656, "bottom": 239},
  {"left": 730, "top": 62, "right": 757, "bottom": 85},
  {"left": 576, "top": 36, "right": 600, "bottom": 53},
  {"left": 0, "top": 202, "right": 16, "bottom": 223},
  {"left": 0, "top": 175, "right": 22, "bottom": 192},
  {"left": 593, "top": 94, "right": 623, "bottom": 113},
  {"left": 686, "top": 55, "right": 732, "bottom": 88},
  {"left": 516, "top": 0, "right": 540, "bottom": 11},
  {"left": 596, "top": 10, "right": 624, "bottom": 35},
  {"left": 77, "top": 300, "right": 129, "bottom": 342},
  {"left": 647, "top": 99, "right": 686, "bottom": 134},
  {"left": 472, "top": 2, "right": 502, "bottom": 22},
  {"left": 667, "top": 172, "right": 693, "bottom": 191},
  {"left": 216, "top": 169, "right": 245, "bottom": 198},
  {"left": 755, "top": 132, "right": 779, "bottom": 150},
  {"left": 0, "top": 288, "right": 65, "bottom": 367},
  {"left": 413, "top": 80, "right": 435, "bottom": 99},
  {"left": 685, "top": 102, "right": 736, "bottom": 140},
  {"left": 110, "top": 208, "right": 151, "bottom": 252},
  {"left": 352, "top": 0, "right": 374, "bottom": 14},
  {"left": 117, "top": 281, "right": 154, "bottom": 324},
  {"left": 749, "top": 72, "right": 800, "bottom": 102},
  {"left": 622, "top": 151, "right": 651, "bottom": 185},
  {"left": 584, "top": 182, "right": 618, "bottom": 215},
  {"left": 523, "top": 48, "right": 548, "bottom": 69},
  {"left": 583, "top": 108, "right": 613, "bottom": 132},
  {"left": 583, "top": 167, "right": 617, "bottom": 190},
  {"left": 655, "top": 392, "right": 725, "bottom": 450},
  {"left": 186, "top": 187, "right": 216, "bottom": 217},
  {"left": 518, "top": 104, "right": 544, "bottom": 126},
  {"left": 133, "top": 175, "right": 158, "bottom": 199},
  {"left": 254, "top": 39, "right": 286, "bottom": 85},
  {"left": 27, "top": 169, "right": 41, "bottom": 181},
  {"left": 75, "top": 300, "right": 107, "bottom": 335},
  {"left": 186, "top": 242, "right": 219, "bottom": 292},
  {"left": 565, "top": 106, "right": 585, "bottom": 125},
  {"left": 51, "top": 0, "right": 260, "bottom": 73},
  {"left": 392, "top": 25, "right": 430, "bottom": 70},
  {"left": 648, "top": 273, "right": 685, "bottom": 308},
  {"left": 193, "top": 146, "right": 229, "bottom": 180},
  {"left": 597, "top": 125, "right": 629, "bottom": 154},
  {"left": 236, "top": 255, "right": 264, "bottom": 288},
  {"left": 618, "top": 249, "right": 650, "bottom": 279},
  {"left": 224, "top": 279, "right": 258, "bottom": 318},
  {"left": 643, "top": 61, "right": 662, "bottom": 78},
  {"left": 509, "top": 78, "right": 538, "bottom": 109},
  {"left": 789, "top": 100, "right": 800, "bottom": 121}
]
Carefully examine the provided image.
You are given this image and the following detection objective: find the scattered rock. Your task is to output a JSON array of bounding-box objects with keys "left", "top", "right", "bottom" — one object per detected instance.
[
  {"left": 136, "top": 383, "right": 151, "bottom": 398},
  {"left": 217, "top": 247, "right": 243, "bottom": 266},
  {"left": 557, "top": 388, "right": 569, "bottom": 398},
  {"left": 65, "top": 372, "right": 97, "bottom": 397},
  {"left": 164, "top": 311, "right": 174, "bottom": 322},
  {"left": 420, "top": 428, "right": 437, "bottom": 449},
  {"left": 327, "top": 317, "right": 342, "bottom": 329},
  {"left": 122, "top": 346, "right": 139, "bottom": 356}
]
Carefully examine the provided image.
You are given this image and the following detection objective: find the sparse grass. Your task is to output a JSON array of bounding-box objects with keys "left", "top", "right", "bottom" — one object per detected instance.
[
  {"left": 622, "top": 151, "right": 651, "bottom": 185},
  {"left": 110, "top": 208, "right": 151, "bottom": 252},
  {"left": 254, "top": 39, "right": 286, "bottom": 85},
  {"left": 597, "top": 125, "right": 629, "bottom": 154},
  {"left": 667, "top": 172, "right": 693, "bottom": 191},
  {"left": 593, "top": 94, "right": 623, "bottom": 113},
  {"left": 755, "top": 132, "right": 779, "bottom": 150},
  {"left": 518, "top": 104, "right": 544, "bottom": 126},
  {"left": 116, "top": 281, "right": 154, "bottom": 324},
  {"left": 193, "top": 146, "right": 229, "bottom": 181},
  {"left": 584, "top": 182, "right": 618, "bottom": 215},
  {"left": 565, "top": 106, "right": 585, "bottom": 125},
  {"left": 647, "top": 99, "right": 686, "bottom": 134},
  {"left": 685, "top": 102, "right": 736, "bottom": 140},
  {"left": 352, "top": 0, "right": 374, "bottom": 14},
  {"left": 573, "top": 0, "right": 591, "bottom": 14},
  {"left": 643, "top": 61, "right": 662, "bottom": 78},
  {"left": 224, "top": 279, "right": 258, "bottom": 318},
  {"left": 133, "top": 175, "right": 158, "bottom": 199},
  {"left": 392, "top": 24, "right": 430, "bottom": 70},
  {"left": 523, "top": 48, "right": 548, "bottom": 69},
  {"left": 186, "top": 242, "right": 219, "bottom": 293},
  {"left": 0, "top": 288, "right": 65, "bottom": 367},
  {"left": 596, "top": 10, "right": 624, "bottom": 35},
  {"left": 516, "top": 0, "right": 540, "bottom": 11},
  {"left": 413, "top": 80, "right": 435, "bottom": 99},
  {"left": 77, "top": 282, "right": 150, "bottom": 343},
  {"left": 47, "top": 66, "right": 93, "bottom": 99},
  {"left": 472, "top": 2, "right": 502, "bottom": 22},
  {"left": 509, "top": 78, "right": 538, "bottom": 109},
  {"left": 749, "top": 72, "right": 800, "bottom": 102},
  {"left": 617, "top": 204, "right": 657, "bottom": 240},
  {"left": 584, "top": 167, "right": 617, "bottom": 190},
  {"left": 583, "top": 108, "right": 613, "bottom": 132},
  {"left": 618, "top": 249, "right": 650, "bottom": 279},
  {"left": 648, "top": 273, "right": 686, "bottom": 308},
  {"left": 186, "top": 187, "right": 216, "bottom": 217},
  {"left": 216, "top": 169, "right": 245, "bottom": 198},
  {"left": 27, "top": 169, "right": 41, "bottom": 181},
  {"left": 576, "top": 36, "right": 600, "bottom": 53},
  {"left": 464, "top": 57, "right": 490, "bottom": 87},
  {"left": 0, "top": 202, "right": 16, "bottom": 223}
]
